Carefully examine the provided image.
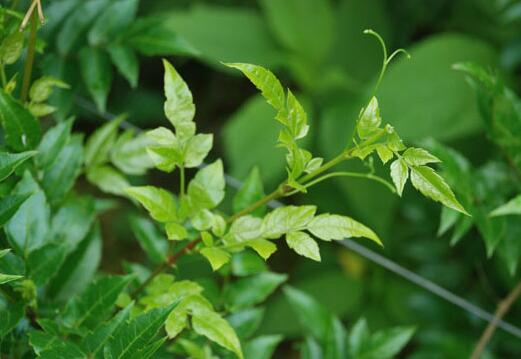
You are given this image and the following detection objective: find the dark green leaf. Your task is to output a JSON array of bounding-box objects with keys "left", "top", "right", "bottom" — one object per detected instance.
[
  {"left": 0, "top": 302, "right": 24, "bottom": 337},
  {"left": 0, "top": 193, "right": 31, "bottom": 227},
  {"left": 36, "top": 118, "right": 73, "bottom": 169},
  {"left": 79, "top": 46, "right": 113, "bottom": 112},
  {"left": 86, "top": 165, "right": 131, "bottom": 196},
  {"left": 244, "top": 335, "right": 283, "bottom": 359},
  {"left": 27, "top": 242, "right": 68, "bottom": 285},
  {"left": 88, "top": 0, "right": 138, "bottom": 46},
  {"left": 224, "top": 272, "right": 287, "bottom": 311},
  {"left": 0, "top": 151, "right": 36, "bottom": 181},
  {"left": 130, "top": 216, "right": 167, "bottom": 264},
  {"left": 233, "top": 167, "right": 266, "bottom": 217},
  {"left": 227, "top": 307, "right": 265, "bottom": 340},
  {"left": 38, "top": 341, "right": 87, "bottom": 359},
  {"left": 107, "top": 45, "right": 139, "bottom": 88},
  {"left": 85, "top": 115, "right": 124, "bottom": 168}
]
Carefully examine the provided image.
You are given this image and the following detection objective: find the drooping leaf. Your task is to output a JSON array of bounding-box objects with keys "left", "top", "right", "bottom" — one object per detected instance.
[
  {"left": 192, "top": 309, "right": 243, "bottom": 359},
  {"left": 0, "top": 89, "right": 41, "bottom": 151},
  {"left": 224, "top": 272, "right": 287, "bottom": 311},
  {"left": 307, "top": 214, "right": 381, "bottom": 245},
  {"left": 125, "top": 186, "right": 177, "bottom": 223},
  {"left": 390, "top": 159, "right": 408, "bottom": 197},
  {"left": 286, "top": 231, "right": 321, "bottom": 261},
  {"left": 248, "top": 239, "right": 277, "bottom": 260},
  {"left": 79, "top": 46, "right": 113, "bottom": 112},
  {"left": 107, "top": 45, "right": 139, "bottom": 88},
  {"left": 200, "top": 247, "right": 231, "bottom": 271},
  {"left": 410, "top": 165, "right": 468, "bottom": 215}
]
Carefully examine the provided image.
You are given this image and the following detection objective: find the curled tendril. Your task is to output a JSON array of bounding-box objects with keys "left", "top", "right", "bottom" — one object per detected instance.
[{"left": 363, "top": 29, "right": 411, "bottom": 95}]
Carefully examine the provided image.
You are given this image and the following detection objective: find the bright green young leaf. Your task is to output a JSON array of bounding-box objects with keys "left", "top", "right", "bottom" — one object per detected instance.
[
  {"left": 390, "top": 159, "right": 408, "bottom": 197},
  {"left": 0, "top": 151, "right": 36, "bottom": 181},
  {"left": 104, "top": 303, "right": 177, "bottom": 359},
  {"left": 286, "top": 231, "right": 321, "bottom": 261},
  {"left": 111, "top": 130, "right": 154, "bottom": 175},
  {"left": 200, "top": 247, "right": 231, "bottom": 271},
  {"left": 286, "top": 89, "right": 309, "bottom": 139},
  {"left": 225, "top": 63, "right": 285, "bottom": 111},
  {"left": 0, "top": 89, "right": 41, "bottom": 151},
  {"left": 187, "top": 160, "right": 225, "bottom": 210},
  {"left": 224, "top": 272, "right": 287, "bottom": 311},
  {"left": 185, "top": 133, "right": 213, "bottom": 168},
  {"left": 85, "top": 115, "right": 125, "bottom": 168},
  {"left": 165, "top": 222, "right": 188, "bottom": 241},
  {"left": 29, "top": 76, "right": 69, "bottom": 103},
  {"left": 357, "top": 97, "right": 382, "bottom": 139},
  {"left": 107, "top": 45, "right": 139, "bottom": 88},
  {"left": 261, "top": 205, "right": 316, "bottom": 239},
  {"left": 402, "top": 147, "right": 441, "bottom": 166},
  {"left": 0, "top": 272, "right": 23, "bottom": 285},
  {"left": 244, "top": 335, "right": 283, "bottom": 359},
  {"left": 79, "top": 46, "right": 113, "bottom": 112},
  {"left": 125, "top": 186, "right": 177, "bottom": 222},
  {"left": 248, "top": 238, "right": 277, "bottom": 260},
  {"left": 490, "top": 195, "right": 521, "bottom": 217},
  {"left": 163, "top": 59, "right": 196, "bottom": 138},
  {"left": 130, "top": 216, "right": 168, "bottom": 264},
  {"left": 62, "top": 275, "right": 132, "bottom": 329},
  {"left": 87, "top": 166, "right": 130, "bottom": 197},
  {"left": 0, "top": 32, "right": 24, "bottom": 65},
  {"left": 192, "top": 309, "right": 243, "bottom": 359},
  {"left": 375, "top": 145, "right": 393, "bottom": 165},
  {"left": 307, "top": 214, "right": 381, "bottom": 245},
  {"left": 228, "top": 215, "right": 263, "bottom": 242},
  {"left": 410, "top": 165, "right": 468, "bottom": 215}
]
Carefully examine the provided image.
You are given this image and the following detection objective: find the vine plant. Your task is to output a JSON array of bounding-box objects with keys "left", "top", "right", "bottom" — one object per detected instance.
[{"left": 0, "top": 2, "right": 467, "bottom": 357}]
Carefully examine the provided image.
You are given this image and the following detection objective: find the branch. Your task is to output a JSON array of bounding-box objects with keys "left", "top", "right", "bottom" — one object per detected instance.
[{"left": 470, "top": 280, "right": 521, "bottom": 359}]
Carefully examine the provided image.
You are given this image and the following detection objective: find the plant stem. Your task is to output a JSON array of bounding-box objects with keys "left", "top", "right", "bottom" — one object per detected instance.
[
  {"left": 179, "top": 165, "right": 185, "bottom": 198},
  {"left": 20, "top": 11, "right": 38, "bottom": 103},
  {"left": 470, "top": 281, "right": 521, "bottom": 359},
  {"left": 0, "top": 65, "right": 7, "bottom": 88}
]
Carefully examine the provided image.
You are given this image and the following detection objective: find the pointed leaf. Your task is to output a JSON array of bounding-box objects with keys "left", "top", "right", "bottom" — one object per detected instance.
[
  {"left": 125, "top": 186, "right": 177, "bottom": 223},
  {"left": 185, "top": 133, "right": 213, "bottom": 168},
  {"left": 224, "top": 272, "right": 287, "bottom": 311},
  {"left": 85, "top": 115, "right": 124, "bottom": 168},
  {"left": 0, "top": 151, "right": 36, "bottom": 181},
  {"left": 0, "top": 193, "right": 31, "bottom": 227},
  {"left": 233, "top": 167, "right": 266, "bottom": 216},
  {"left": 261, "top": 205, "right": 316, "bottom": 239},
  {"left": 403, "top": 147, "right": 441, "bottom": 166},
  {"left": 307, "top": 214, "right": 381, "bottom": 245},
  {"left": 200, "top": 247, "right": 231, "bottom": 271},
  {"left": 490, "top": 195, "right": 521, "bottom": 217},
  {"left": 286, "top": 231, "right": 320, "bottom": 261},
  {"left": 27, "top": 242, "right": 68, "bottom": 286},
  {"left": 79, "top": 46, "right": 113, "bottom": 112},
  {"left": 187, "top": 160, "right": 225, "bottom": 210},
  {"left": 390, "top": 159, "right": 408, "bottom": 197}
]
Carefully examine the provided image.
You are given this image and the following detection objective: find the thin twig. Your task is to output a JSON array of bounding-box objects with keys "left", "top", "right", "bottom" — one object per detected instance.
[
  {"left": 20, "top": 11, "right": 38, "bottom": 102},
  {"left": 470, "top": 281, "right": 521, "bottom": 359}
]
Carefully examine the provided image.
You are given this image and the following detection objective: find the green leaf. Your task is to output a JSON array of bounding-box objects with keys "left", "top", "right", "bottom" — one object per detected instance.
[
  {"left": 0, "top": 193, "right": 31, "bottom": 227},
  {"left": 410, "top": 165, "right": 468, "bottom": 215},
  {"left": 350, "top": 323, "right": 415, "bottom": 359},
  {"left": 244, "top": 335, "right": 283, "bottom": 359},
  {"left": 185, "top": 133, "right": 213, "bottom": 168},
  {"left": 6, "top": 172, "right": 50, "bottom": 255},
  {"left": 186, "top": 160, "right": 225, "bottom": 210},
  {"left": 259, "top": 0, "right": 334, "bottom": 64},
  {"left": 125, "top": 186, "right": 177, "bottom": 222},
  {"left": 402, "top": 147, "right": 441, "bottom": 166},
  {"left": 36, "top": 118, "right": 73, "bottom": 169},
  {"left": 490, "top": 195, "right": 521, "bottom": 217},
  {"left": 307, "top": 214, "right": 381, "bottom": 245},
  {"left": 82, "top": 303, "right": 133, "bottom": 357},
  {"left": 0, "top": 32, "right": 24, "bottom": 65},
  {"left": 0, "top": 89, "right": 41, "bottom": 151},
  {"left": 225, "top": 63, "right": 285, "bottom": 111},
  {"left": 227, "top": 307, "right": 265, "bottom": 339},
  {"left": 49, "top": 222, "right": 102, "bottom": 301},
  {"left": 0, "top": 151, "right": 36, "bottom": 181},
  {"left": 79, "top": 46, "right": 113, "bottom": 112},
  {"left": 0, "top": 302, "right": 23, "bottom": 337},
  {"left": 38, "top": 342, "right": 87, "bottom": 359},
  {"left": 390, "top": 159, "right": 409, "bottom": 197},
  {"left": 27, "top": 242, "right": 68, "bottom": 286},
  {"left": 375, "top": 145, "right": 393, "bottom": 164},
  {"left": 282, "top": 285, "right": 334, "bottom": 342},
  {"left": 262, "top": 205, "right": 316, "bottom": 239},
  {"left": 357, "top": 97, "right": 381, "bottom": 139},
  {"left": 107, "top": 45, "right": 139, "bottom": 88},
  {"left": 85, "top": 115, "right": 124, "bottom": 168},
  {"left": 200, "top": 247, "right": 230, "bottom": 271},
  {"left": 224, "top": 272, "right": 287, "bottom": 311},
  {"left": 248, "top": 239, "right": 277, "bottom": 260},
  {"left": 88, "top": 0, "right": 138, "bottom": 46},
  {"left": 192, "top": 309, "right": 243, "bottom": 359},
  {"left": 227, "top": 215, "right": 263, "bottom": 243},
  {"left": 41, "top": 134, "right": 84, "bottom": 205},
  {"left": 286, "top": 89, "right": 309, "bottom": 139},
  {"left": 438, "top": 206, "right": 461, "bottom": 237},
  {"left": 286, "top": 231, "right": 321, "bottom": 261},
  {"left": 62, "top": 275, "right": 132, "bottom": 329},
  {"left": 165, "top": 222, "right": 188, "bottom": 241},
  {"left": 163, "top": 59, "right": 196, "bottom": 139},
  {"left": 86, "top": 166, "right": 131, "bottom": 196},
  {"left": 0, "top": 272, "right": 23, "bottom": 285},
  {"left": 29, "top": 76, "right": 69, "bottom": 103},
  {"left": 230, "top": 251, "right": 268, "bottom": 277},
  {"left": 111, "top": 130, "right": 154, "bottom": 175},
  {"left": 130, "top": 216, "right": 167, "bottom": 264},
  {"left": 105, "top": 303, "right": 177, "bottom": 359},
  {"left": 123, "top": 15, "right": 197, "bottom": 56}
]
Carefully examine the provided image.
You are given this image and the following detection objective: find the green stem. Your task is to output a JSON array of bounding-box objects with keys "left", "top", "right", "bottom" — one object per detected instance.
[
  {"left": 0, "top": 66, "right": 6, "bottom": 88},
  {"left": 179, "top": 166, "right": 185, "bottom": 198},
  {"left": 20, "top": 11, "right": 38, "bottom": 103}
]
